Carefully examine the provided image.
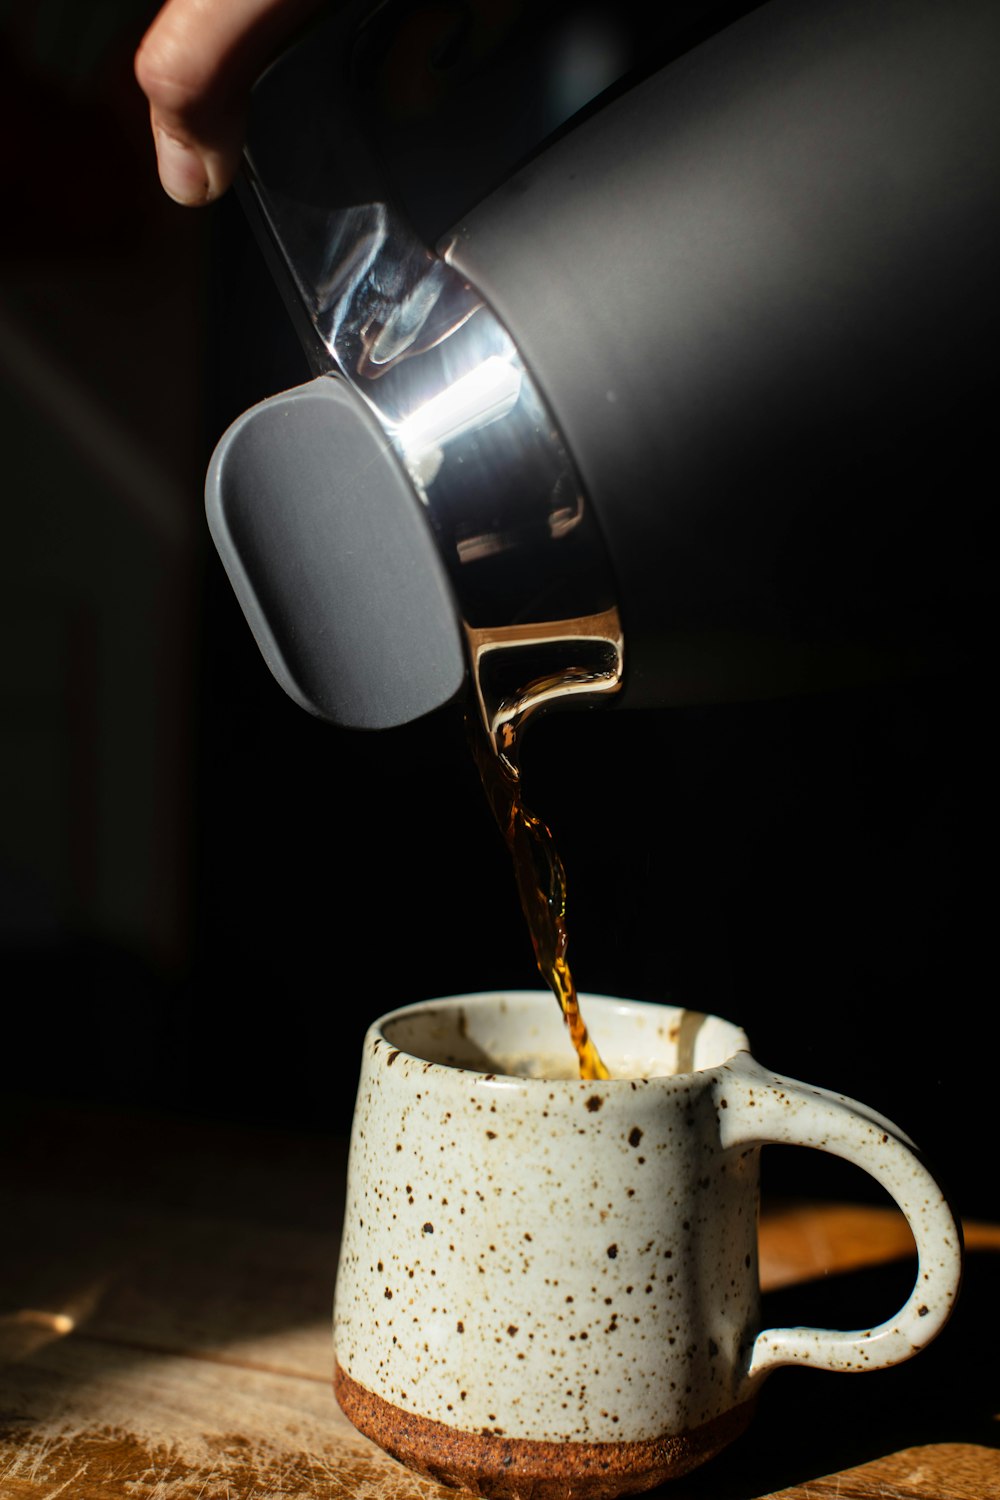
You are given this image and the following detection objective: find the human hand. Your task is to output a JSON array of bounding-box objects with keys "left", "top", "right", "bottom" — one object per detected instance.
[{"left": 135, "top": 0, "right": 329, "bottom": 205}]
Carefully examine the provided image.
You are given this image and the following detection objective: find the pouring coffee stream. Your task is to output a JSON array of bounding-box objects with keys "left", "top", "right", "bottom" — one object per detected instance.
[
  {"left": 460, "top": 608, "right": 625, "bottom": 1078},
  {"left": 466, "top": 702, "right": 610, "bottom": 1082}
]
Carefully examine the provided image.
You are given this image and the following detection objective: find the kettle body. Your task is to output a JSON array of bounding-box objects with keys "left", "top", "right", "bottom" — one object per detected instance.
[{"left": 206, "top": 0, "right": 999, "bottom": 731}]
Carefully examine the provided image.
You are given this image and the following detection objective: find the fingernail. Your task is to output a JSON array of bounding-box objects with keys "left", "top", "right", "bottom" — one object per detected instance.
[{"left": 154, "top": 127, "right": 211, "bottom": 206}]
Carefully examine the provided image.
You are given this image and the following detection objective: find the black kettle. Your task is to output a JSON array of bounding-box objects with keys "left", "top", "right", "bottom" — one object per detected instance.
[{"left": 206, "top": 0, "right": 998, "bottom": 741}]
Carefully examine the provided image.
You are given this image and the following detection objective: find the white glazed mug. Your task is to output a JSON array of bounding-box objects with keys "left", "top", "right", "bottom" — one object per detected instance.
[{"left": 333, "top": 993, "right": 962, "bottom": 1498}]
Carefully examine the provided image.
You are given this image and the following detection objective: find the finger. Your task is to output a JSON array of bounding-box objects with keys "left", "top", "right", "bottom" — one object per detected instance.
[{"left": 135, "top": 0, "right": 329, "bottom": 205}]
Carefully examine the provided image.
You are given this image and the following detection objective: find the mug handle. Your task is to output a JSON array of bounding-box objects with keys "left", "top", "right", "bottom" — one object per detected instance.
[{"left": 716, "top": 1052, "right": 963, "bottom": 1380}]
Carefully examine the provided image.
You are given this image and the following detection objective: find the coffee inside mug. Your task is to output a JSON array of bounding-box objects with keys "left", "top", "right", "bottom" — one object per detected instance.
[{"left": 380, "top": 992, "right": 749, "bottom": 1081}]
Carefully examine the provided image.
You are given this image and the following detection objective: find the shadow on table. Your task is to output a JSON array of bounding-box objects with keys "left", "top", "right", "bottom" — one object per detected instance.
[
  {"left": 0, "top": 1100, "right": 348, "bottom": 1379},
  {"left": 657, "top": 1246, "right": 1000, "bottom": 1499}
]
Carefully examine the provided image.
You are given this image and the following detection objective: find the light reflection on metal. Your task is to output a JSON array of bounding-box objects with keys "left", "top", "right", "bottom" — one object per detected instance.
[
  {"left": 240, "top": 170, "right": 623, "bottom": 742},
  {"left": 395, "top": 355, "right": 522, "bottom": 491},
  {"left": 466, "top": 608, "right": 624, "bottom": 769}
]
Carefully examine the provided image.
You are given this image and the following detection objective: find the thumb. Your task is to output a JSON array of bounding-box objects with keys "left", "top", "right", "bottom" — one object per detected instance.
[{"left": 135, "top": 0, "right": 329, "bottom": 205}]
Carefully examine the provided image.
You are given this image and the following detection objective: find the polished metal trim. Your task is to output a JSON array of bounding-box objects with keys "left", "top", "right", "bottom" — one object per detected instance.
[
  {"left": 241, "top": 171, "right": 623, "bottom": 751},
  {"left": 465, "top": 610, "right": 624, "bottom": 774}
]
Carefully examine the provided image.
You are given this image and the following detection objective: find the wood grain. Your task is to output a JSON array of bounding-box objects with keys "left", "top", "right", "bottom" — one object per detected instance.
[
  {"left": 0, "top": 1335, "right": 455, "bottom": 1500},
  {"left": 1, "top": 1101, "right": 997, "bottom": 1500},
  {"left": 762, "top": 1444, "right": 1000, "bottom": 1500}
]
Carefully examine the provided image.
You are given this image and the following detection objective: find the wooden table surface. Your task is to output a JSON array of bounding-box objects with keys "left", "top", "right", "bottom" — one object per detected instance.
[{"left": 1, "top": 1099, "right": 997, "bottom": 1500}]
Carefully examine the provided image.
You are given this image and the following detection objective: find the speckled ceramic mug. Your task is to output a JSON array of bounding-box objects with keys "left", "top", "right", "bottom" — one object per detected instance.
[{"left": 333, "top": 992, "right": 961, "bottom": 1499}]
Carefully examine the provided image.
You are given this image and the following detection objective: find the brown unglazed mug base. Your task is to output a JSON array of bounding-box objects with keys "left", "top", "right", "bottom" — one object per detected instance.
[{"left": 334, "top": 1363, "right": 756, "bottom": 1500}]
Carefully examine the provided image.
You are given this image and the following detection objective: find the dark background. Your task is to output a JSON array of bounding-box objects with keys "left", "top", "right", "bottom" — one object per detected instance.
[{"left": 1, "top": 0, "right": 994, "bottom": 1223}]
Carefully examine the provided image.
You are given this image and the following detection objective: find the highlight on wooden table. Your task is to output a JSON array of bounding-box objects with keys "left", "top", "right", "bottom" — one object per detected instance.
[{"left": 1, "top": 1101, "right": 997, "bottom": 1500}]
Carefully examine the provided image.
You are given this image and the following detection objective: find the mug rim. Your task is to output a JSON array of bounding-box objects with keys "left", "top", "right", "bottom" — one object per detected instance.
[{"left": 369, "top": 989, "right": 751, "bottom": 1085}]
